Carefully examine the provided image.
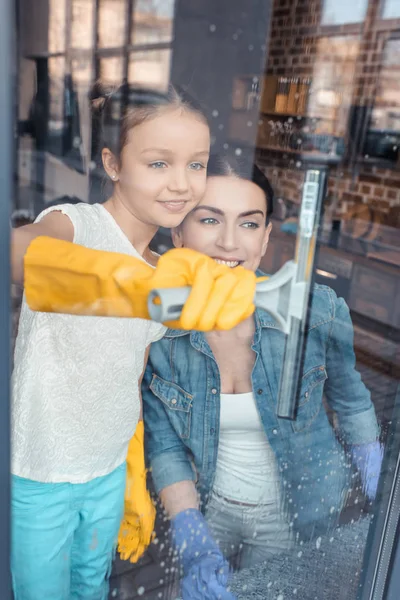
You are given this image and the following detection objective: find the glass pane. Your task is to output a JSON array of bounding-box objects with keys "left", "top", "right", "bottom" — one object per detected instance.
[
  {"left": 321, "top": 0, "right": 369, "bottom": 25},
  {"left": 12, "top": 0, "right": 400, "bottom": 599},
  {"left": 131, "top": 0, "right": 175, "bottom": 45},
  {"left": 98, "top": 56, "right": 124, "bottom": 84},
  {"left": 71, "top": 0, "right": 95, "bottom": 49},
  {"left": 382, "top": 0, "right": 400, "bottom": 19},
  {"left": 128, "top": 48, "right": 171, "bottom": 90},
  {"left": 48, "top": 0, "right": 66, "bottom": 53},
  {"left": 365, "top": 38, "right": 400, "bottom": 163},
  {"left": 98, "top": 0, "right": 126, "bottom": 48},
  {"left": 48, "top": 57, "right": 65, "bottom": 137}
]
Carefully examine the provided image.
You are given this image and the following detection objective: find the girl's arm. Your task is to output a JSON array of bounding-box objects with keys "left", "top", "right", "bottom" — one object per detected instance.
[{"left": 11, "top": 211, "right": 73, "bottom": 284}]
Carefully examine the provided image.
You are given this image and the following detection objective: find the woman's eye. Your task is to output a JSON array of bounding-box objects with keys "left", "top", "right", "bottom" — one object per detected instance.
[
  {"left": 200, "top": 217, "right": 219, "bottom": 225},
  {"left": 189, "top": 162, "right": 205, "bottom": 171},
  {"left": 241, "top": 221, "right": 260, "bottom": 229},
  {"left": 149, "top": 161, "right": 167, "bottom": 169}
]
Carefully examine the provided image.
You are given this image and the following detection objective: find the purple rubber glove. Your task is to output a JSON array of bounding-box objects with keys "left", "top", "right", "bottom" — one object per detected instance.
[
  {"left": 350, "top": 440, "right": 384, "bottom": 501},
  {"left": 171, "top": 508, "right": 236, "bottom": 600}
]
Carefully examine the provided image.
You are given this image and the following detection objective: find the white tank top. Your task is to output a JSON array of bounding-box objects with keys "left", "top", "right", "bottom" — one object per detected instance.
[
  {"left": 11, "top": 203, "right": 166, "bottom": 483},
  {"left": 212, "top": 392, "right": 281, "bottom": 505}
]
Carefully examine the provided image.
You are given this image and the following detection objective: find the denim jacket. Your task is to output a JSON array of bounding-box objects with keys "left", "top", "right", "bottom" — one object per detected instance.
[{"left": 142, "top": 283, "right": 379, "bottom": 537}]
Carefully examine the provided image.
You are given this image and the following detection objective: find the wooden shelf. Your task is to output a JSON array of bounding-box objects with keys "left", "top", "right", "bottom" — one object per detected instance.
[
  {"left": 261, "top": 111, "right": 320, "bottom": 119},
  {"left": 257, "top": 144, "right": 342, "bottom": 163}
]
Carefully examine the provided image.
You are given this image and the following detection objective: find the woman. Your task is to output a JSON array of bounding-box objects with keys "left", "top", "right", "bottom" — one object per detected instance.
[{"left": 142, "top": 161, "right": 382, "bottom": 598}]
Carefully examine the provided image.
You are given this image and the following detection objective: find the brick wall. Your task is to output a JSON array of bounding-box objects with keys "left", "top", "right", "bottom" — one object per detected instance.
[{"left": 257, "top": 0, "right": 400, "bottom": 230}]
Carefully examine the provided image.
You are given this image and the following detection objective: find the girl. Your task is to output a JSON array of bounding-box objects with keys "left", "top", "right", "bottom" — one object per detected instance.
[
  {"left": 142, "top": 160, "right": 382, "bottom": 599},
  {"left": 10, "top": 85, "right": 256, "bottom": 600}
]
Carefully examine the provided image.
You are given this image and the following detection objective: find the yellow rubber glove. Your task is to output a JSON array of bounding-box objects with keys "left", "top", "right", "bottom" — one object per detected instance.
[
  {"left": 118, "top": 421, "right": 156, "bottom": 563},
  {"left": 24, "top": 236, "right": 257, "bottom": 331}
]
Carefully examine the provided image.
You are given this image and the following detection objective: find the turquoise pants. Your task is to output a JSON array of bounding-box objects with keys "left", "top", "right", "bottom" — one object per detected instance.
[{"left": 11, "top": 462, "right": 126, "bottom": 600}]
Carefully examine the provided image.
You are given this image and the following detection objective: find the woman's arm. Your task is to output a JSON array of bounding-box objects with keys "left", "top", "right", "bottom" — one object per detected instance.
[
  {"left": 11, "top": 211, "right": 74, "bottom": 284},
  {"left": 160, "top": 480, "right": 199, "bottom": 517},
  {"left": 324, "top": 294, "right": 380, "bottom": 445}
]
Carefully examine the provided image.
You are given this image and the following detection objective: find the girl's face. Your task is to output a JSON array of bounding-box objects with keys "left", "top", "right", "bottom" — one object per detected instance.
[
  {"left": 172, "top": 175, "right": 272, "bottom": 273},
  {"left": 103, "top": 108, "right": 210, "bottom": 228}
]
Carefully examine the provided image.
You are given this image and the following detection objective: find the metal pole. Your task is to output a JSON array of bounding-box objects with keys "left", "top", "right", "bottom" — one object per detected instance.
[{"left": 0, "top": 0, "right": 13, "bottom": 595}]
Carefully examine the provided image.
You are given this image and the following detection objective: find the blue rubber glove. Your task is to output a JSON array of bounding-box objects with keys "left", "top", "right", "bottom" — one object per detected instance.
[
  {"left": 171, "top": 509, "right": 236, "bottom": 600},
  {"left": 350, "top": 441, "right": 383, "bottom": 501}
]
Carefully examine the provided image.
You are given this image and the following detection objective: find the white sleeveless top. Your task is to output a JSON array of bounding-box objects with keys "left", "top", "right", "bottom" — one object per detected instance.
[
  {"left": 212, "top": 392, "right": 281, "bottom": 505},
  {"left": 11, "top": 203, "right": 166, "bottom": 483}
]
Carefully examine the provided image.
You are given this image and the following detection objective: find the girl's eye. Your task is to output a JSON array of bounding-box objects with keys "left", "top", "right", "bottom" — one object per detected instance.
[
  {"left": 199, "top": 217, "right": 219, "bottom": 225},
  {"left": 149, "top": 161, "right": 167, "bottom": 169},
  {"left": 241, "top": 222, "right": 260, "bottom": 229},
  {"left": 189, "top": 162, "right": 206, "bottom": 171}
]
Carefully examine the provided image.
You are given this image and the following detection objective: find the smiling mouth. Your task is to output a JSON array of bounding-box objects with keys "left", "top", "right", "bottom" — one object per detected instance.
[
  {"left": 214, "top": 258, "right": 243, "bottom": 268},
  {"left": 158, "top": 200, "right": 190, "bottom": 212}
]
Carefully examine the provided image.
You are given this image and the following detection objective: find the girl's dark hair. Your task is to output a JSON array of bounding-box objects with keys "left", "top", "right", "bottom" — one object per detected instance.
[
  {"left": 90, "top": 81, "right": 208, "bottom": 163},
  {"left": 207, "top": 154, "right": 274, "bottom": 221}
]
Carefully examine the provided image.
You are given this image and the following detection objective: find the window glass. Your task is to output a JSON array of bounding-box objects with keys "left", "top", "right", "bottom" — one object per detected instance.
[
  {"left": 131, "top": 0, "right": 175, "bottom": 45},
  {"left": 321, "top": 0, "right": 369, "bottom": 25},
  {"left": 128, "top": 48, "right": 171, "bottom": 90},
  {"left": 382, "top": 0, "right": 400, "bottom": 19}
]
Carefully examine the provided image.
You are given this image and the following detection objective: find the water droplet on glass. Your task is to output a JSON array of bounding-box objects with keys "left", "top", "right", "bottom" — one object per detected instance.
[
  {"left": 233, "top": 33, "right": 238, "bottom": 40},
  {"left": 111, "top": 590, "right": 118, "bottom": 598},
  {"left": 137, "top": 587, "right": 145, "bottom": 596},
  {"left": 249, "top": 44, "right": 254, "bottom": 51},
  {"left": 223, "top": 143, "right": 229, "bottom": 150},
  {"left": 316, "top": 537, "right": 322, "bottom": 549},
  {"left": 209, "top": 24, "right": 216, "bottom": 32},
  {"left": 297, "top": 550, "right": 303, "bottom": 558},
  {"left": 267, "top": 581, "right": 273, "bottom": 588},
  {"left": 212, "top": 109, "right": 219, "bottom": 118},
  {"left": 277, "top": 595, "right": 284, "bottom": 600},
  {"left": 296, "top": 161, "right": 302, "bottom": 168},
  {"left": 235, "top": 148, "right": 242, "bottom": 156},
  {"left": 247, "top": 121, "right": 253, "bottom": 127}
]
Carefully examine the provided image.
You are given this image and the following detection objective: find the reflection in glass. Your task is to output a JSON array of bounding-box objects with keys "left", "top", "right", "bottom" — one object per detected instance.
[
  {"left": 99, "top": 56, "right": 124, "bottom": 85},
  {"left": 128, "top": 49, "right": 171, "bottom": 91},
  {"left": 382, "top": 0, "right": 400, "bottom": 19},
  {"left": 308, "top": 36, "right": 360, "bottom": 137},
  {"left": 365, "top": 38, "right": 400, "bottom": 164},
  {"left": 98, "top": 0, "right": 126, "bottom": 48},
  {"left": 71, "top": 0, "right": 95, "bottom": 49},
  {"left": 48, "top": 0, "right": 67, "bottom": 53},
  {"left": 48, "top": 57, "right": 66, "bottom": 135},
  {"left": 131, "top": 0, "right": 175, "bottom": 45},
  {"left": 321, "top": 0, "right": 369, "bottom": 25},
  {"left": 369, "top": 38, "right": 400, "bottom": 131}
]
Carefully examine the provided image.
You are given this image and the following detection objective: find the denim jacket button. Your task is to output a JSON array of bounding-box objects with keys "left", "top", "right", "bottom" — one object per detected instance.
[
  {"left": 257, "top": 388, "right": 263, "bottom": 395},
  {"left": 210, "top": 428, "right": 215, "bottom": 435},
  {"left": 272, "top": 429, "right": 278, "bottom": 435},
  {"left": 211, "top": 388, "right": 217, "bottom": 395},
  {"left": 171, "top": 398, "right": 177, "bottom": 405},
  {"left": 304, "top": 392, "right": 309, "bottom": 398}
]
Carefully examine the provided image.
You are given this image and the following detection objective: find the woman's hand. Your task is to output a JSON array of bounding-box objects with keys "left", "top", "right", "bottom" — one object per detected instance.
[
  {"left": 350, "top": 440, "right": 384, "bottom": 501},
  {"left": 172, "top": 508, "right": 236, "bottom": 600}
]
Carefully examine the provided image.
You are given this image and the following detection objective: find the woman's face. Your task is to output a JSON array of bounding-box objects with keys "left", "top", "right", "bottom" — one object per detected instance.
[
  {"left": 172, "top": 175, "right": 272, "bottom": 272},
  {"left": 103, "top": 108, "right": 210, "bottom": 229}
]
